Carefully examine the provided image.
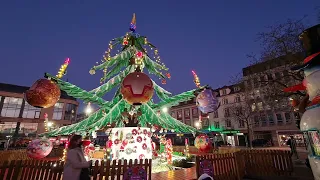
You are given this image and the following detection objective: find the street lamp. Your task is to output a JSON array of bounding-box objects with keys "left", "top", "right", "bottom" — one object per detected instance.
[
  {"left": 195, "top": 122, "right": 200, "bottom": 128},
  {"left": 47, "top": 122, "right": 53, "bottom": 127}
]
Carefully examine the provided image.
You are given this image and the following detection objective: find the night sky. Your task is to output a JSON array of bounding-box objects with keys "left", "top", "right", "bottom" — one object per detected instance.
[{"left": 0, "top": 1, "right": 319, "bottom": 110}]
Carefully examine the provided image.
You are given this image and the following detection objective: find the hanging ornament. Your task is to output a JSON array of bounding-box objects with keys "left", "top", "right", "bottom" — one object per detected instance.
[
  {"left": 166, "top": 73, "right": 171, "bottom": 79},
  {"left": 136, "top": 51, "right": 143, "bottom": 59},
  {"left": 27, "top": 138, "right": 53, "bottom": 159},
  {"left": 121, "top": 72, "right": 154, "bottom": 105},
  {"left": 161, "top": 79, "right": 166, "bottom": 84},
  {"left": 25, "top": 79, "right": 61, "bottom": 108},
  {"left": 196, "top": 88, "right": 219, "bottom": 114},
  {"left": 89, "top": 69, "right": 96, "bottom": 75}
]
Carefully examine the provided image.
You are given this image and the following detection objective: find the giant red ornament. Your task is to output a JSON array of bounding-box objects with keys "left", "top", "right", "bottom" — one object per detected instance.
[
  {"left": 24, "top": 79, "right": 61, "bottom": 108},
  {"left": 121, "top": 72, "right": 154, "bottom": 105}
]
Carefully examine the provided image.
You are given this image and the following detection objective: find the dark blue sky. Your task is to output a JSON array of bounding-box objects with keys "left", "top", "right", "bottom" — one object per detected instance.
[{"left": 1, "top": 1, "right": 319, "bottom": 107}]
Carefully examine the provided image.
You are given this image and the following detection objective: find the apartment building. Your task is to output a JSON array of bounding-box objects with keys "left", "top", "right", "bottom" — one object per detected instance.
[
  {"left": 0, "top": 82, "right": 78, "bottom": 137},
  {"left": 242, "top": 55, "right": 303, "bottom": 147}
]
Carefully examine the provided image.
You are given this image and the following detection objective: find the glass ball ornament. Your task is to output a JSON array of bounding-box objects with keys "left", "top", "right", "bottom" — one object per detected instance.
[
  {"left": 89, "top": 69, "right": 96, "bottom": 75},
  {"left": 196, "top": 88, "right": 219, "bottom": 114},
  {"left": 26, "top": 138, "right": 53, "bottom": 159},
  {"left": 120, "top": 72, "right": 154, "bottom": 105},
  {"left": 24, "top": 79, "right": 61, "bottom": 108}
]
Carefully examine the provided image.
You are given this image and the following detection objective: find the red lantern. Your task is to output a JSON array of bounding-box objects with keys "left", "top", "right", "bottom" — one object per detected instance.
[
  {"left": 121, "top": 72, "right": 154, "bottom": 105},
  {"left": 25, "top": 79, "right": 61, "bottom": 108}
]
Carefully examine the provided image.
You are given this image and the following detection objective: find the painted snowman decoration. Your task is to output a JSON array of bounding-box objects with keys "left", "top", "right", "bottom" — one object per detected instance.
[{"left": 284, "top": 24, "right": 320, "bottom": 180}]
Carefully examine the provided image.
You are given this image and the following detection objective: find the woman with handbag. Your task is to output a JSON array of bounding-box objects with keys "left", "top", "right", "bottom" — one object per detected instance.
[{"left": 63, "top": 135, "right": 92, "bottom": 180}]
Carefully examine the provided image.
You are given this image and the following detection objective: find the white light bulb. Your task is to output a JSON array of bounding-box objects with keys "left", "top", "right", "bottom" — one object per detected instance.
[{"left": 162, "top": 107, "right": 168, "bottom": 113}]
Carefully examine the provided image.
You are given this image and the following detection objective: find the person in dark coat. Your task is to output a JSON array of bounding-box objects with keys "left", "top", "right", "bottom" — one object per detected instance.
[{"left": 287, "top": 136, "right": 299, "bottom": 159}]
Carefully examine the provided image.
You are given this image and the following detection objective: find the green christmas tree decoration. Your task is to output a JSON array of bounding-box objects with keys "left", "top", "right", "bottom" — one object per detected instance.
[{"left": 41, "top": 14, "right": 201, "bottom": 137}]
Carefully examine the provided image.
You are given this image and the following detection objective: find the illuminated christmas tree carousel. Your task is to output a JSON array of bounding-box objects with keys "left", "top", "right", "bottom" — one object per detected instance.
[{"left": 25, "top": 14, "right": 219, "bottom": 165}]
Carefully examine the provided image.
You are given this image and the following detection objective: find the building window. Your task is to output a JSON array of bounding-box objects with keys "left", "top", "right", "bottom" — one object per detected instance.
[
  {"left": 185, "top": 120, "right": 191, "bottom": 126},
  {"left": 224, "top": 108, "right": 230, "bottom": 117},
  {"left": 214, "top": 121, "right": 220, "bottom": 129},
  {"left": 268, "top": 114, "right": 274, "bottom": 125},
  {"left": 239, "top": 120, "right": 245, "bottom": 128},
  {"left": 23, "top": 102, "right": 41, "bottom": 119},
  {"left": 226, "top": 119, "right": 231, "bottom": 127},
  {"left": 184, "top": 109, "right": 190, "bottom": 119},
  {"left": 192, "top": 108, "right": 198, "bottom": 117},
  {"left": 213, "top": 111, "right": 218, "bottom": 118},
  {"left": 276, "top": 113, "right": 283, "bottom": 125},
  {"left": 222, "top": 98, "right": 228, "bottom": 104},
  {"left": 260, "top": 114, "right": 267, "bottom": 126},
  {"left": 203, "top": 119, "right": 209, "bottom": 126},
  {"left": 1, "top": 97, "right": 23, "bottom": 118},
  {"left": 251, "top": 103, "right": 256, "bottom": 112},
  {"left": 53, "top": 102, "right": 64, "bottom": 120},
  {"left": 20, "top": 123, "right": 38, "bottom": 134},
  {"left": 222, "top": 89, "right": 227, "bottom": 95},
  {"left": 254, "top": 116, "right": 259, "bottom": 127},
  {"left": 171, "top": 111, "right": 175, "bottom": 117},
  {"left": 0, "top": 122, "right": 17, "bottom": 134},
  {"left": 234, "top": 86, "right": 240, "bottom": 92},
  {"left": 257, "top": 102, "right": 263, "bottom": 111},
  {"left": 64, "top": 103, "right": 77, "bottom": 121},
  {"left": 284, "top": 112, "right": 291, "bottom": 123},
  {"left": 177, "top": 110, "right": 182, "bottom": 120},
  {"left": 234, "top": 96, "right": 241, "bottom": 103}
]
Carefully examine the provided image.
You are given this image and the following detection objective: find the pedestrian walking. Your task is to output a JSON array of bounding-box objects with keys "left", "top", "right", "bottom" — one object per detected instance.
[
  {"left": 62, "top": 135, "right": 91, "bottom": 180},
  {"left": 287, "top": 136, "right": 299, "bottom": 160}
]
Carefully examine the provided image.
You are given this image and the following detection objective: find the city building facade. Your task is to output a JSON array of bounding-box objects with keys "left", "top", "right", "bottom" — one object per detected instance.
[
  {"left": 242, "top": 55, "right": 303, "bottom": 147},
  {"left": 0, "top": 83, "right": 78, "bottom": 138}
]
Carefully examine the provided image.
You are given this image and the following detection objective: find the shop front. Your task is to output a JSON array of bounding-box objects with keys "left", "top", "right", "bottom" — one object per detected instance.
[
  {"left": 277, "top": 130, "right": 305, "bottom": 147},
  {"left": 221, "top": 130, "right": 240, "bottom": 146}
]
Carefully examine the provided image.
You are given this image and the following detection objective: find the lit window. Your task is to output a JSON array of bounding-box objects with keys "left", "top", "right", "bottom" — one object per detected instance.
[
  {"left": 23, "top": 102, "right": 41, "bottom": 119},
  {"left": 1, "top": 97, "right": 23, "bottom": 117},
  {"left": 64, "top": 103, "right": 77, "bottom": 121},
  {"left": 53, "top": 102, "right": 64, "bottom": 120},
  {"left": 251, "top": 103, "right": 256, "bottom": 112},
  {"left": 257, "top": 102, "right": 263, "bottom": 111}
]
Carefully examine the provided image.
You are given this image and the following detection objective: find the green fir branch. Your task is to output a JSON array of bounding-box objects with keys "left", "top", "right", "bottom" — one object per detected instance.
[
  {"left": 90, "top": 65, "right": 135, "bottom": 96},
  {"left": 151, "top": 89, "right": 197, "bottom": 110},
  {"left": 45, "top": 73, "right": 108, "bottom": 107}
]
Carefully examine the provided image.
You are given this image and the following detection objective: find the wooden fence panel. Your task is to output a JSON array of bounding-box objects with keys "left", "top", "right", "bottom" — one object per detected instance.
[
  {"left": 240, "top": 149, "right": 293, "bottom": 177},
  {"left": 0, "top": 159, "right": 152, "bottom": 180}
]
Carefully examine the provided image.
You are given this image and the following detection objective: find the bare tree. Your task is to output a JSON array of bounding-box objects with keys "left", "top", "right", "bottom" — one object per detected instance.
[
  {"left": 228, "top": 92, "right": 256, "bottom": 148},
  {"left": 248, "top": 18, "right": 307, "bottom": 100}
]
